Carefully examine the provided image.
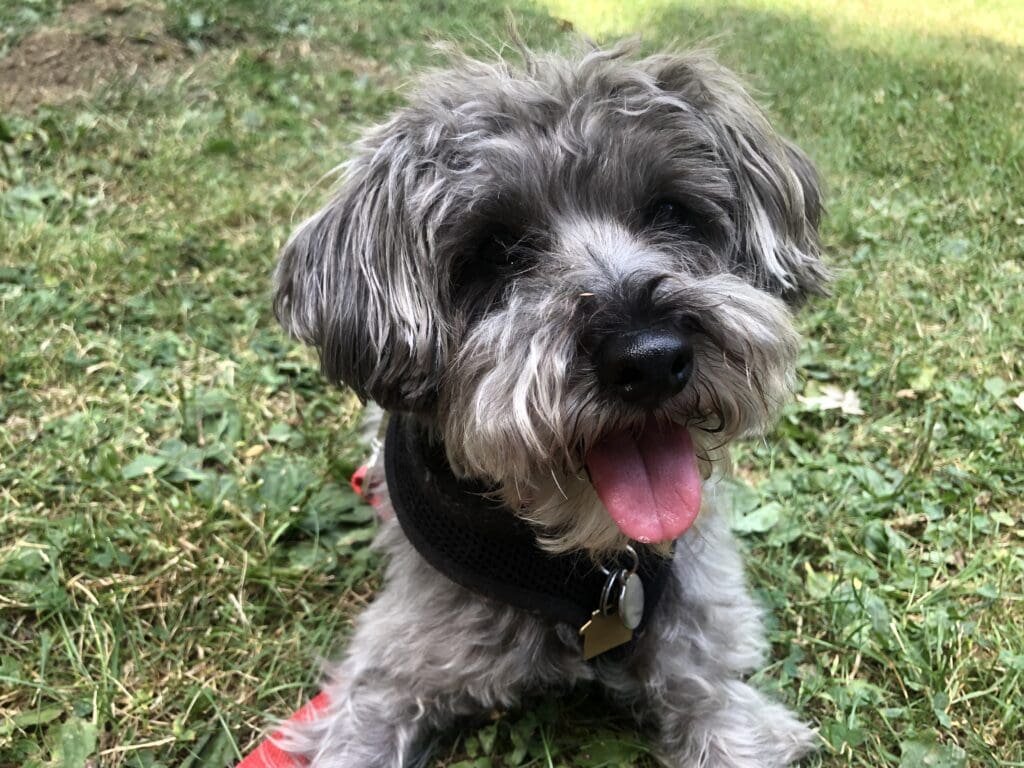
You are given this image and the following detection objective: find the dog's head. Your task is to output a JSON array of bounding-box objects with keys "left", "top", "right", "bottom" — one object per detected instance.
[{"left": 274, "top": 44, "right": 826, "bottom": 555}]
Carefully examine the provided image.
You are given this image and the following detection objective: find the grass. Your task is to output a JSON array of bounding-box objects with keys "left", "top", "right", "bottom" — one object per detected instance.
[{"left": 0, "top": 0, "right": 1021, "bottom": 766}]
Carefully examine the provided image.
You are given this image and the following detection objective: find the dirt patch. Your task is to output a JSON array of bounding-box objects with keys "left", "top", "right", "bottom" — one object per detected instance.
[{"left": 0, "top": 0, "right": 187, "bottom": 113}]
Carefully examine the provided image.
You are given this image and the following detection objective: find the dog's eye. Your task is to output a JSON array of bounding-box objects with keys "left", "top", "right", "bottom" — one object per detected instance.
[
  {"left": 477, "top": 227, "right": 528, "bottom": 271},
  {"left": 645, "top": 200, "right": 705, "bottom": 236}
]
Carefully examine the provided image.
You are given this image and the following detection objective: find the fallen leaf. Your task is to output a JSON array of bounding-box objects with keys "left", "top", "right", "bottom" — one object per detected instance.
[
  {"left": 898, "top": 739, "right": 966, "bottom": 768},
  {"left": 797, "top": 385, "right": 865, "bottom": 415}
]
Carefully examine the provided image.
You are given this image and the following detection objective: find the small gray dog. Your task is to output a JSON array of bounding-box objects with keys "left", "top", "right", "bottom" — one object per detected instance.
[{"left": 273, "top": 41, "right": 827, "bottom": 768}]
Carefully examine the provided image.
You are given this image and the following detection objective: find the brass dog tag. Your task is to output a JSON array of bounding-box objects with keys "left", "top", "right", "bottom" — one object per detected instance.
[{"left": 580, "top": 609, "right": 633, "bottom": 660}]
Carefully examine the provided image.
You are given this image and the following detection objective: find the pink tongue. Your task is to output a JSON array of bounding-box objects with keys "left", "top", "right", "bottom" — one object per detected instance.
[{"left": 585, "top": 423, "right": 702, "bottom": 543}]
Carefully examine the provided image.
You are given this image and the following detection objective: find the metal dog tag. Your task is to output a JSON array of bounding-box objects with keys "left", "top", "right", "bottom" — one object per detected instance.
[
  {"left": 580, "top": 545, "right": 646, "bottom": 659},
  {"left": 580, "top": 609, "right": 633, "bottom": 660},
  {"left": 618, "top": 571, "right": 645, "bottom": 630}
]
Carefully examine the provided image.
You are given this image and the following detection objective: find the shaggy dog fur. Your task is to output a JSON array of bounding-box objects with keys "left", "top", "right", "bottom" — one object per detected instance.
[{"left": 272, "top": 41, "right": 827, "bottom": 767}]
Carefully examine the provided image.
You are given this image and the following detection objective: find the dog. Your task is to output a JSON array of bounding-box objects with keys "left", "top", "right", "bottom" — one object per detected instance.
[{"left": 272, "top": 40, "right": 828, "bottom": 768}]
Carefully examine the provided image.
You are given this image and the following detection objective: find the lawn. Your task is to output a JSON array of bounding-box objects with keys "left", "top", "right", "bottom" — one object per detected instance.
[{"left": 1, "top": 0, "right": 1021, "bottom": 766}]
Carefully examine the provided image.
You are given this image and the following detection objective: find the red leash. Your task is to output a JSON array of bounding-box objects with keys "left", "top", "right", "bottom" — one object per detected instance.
[
  {"left": 237, "top": 464, "right": 379, "bottom": 767},
  {"left": 236, "top": 692, "right": 331, "bottom": 768}
]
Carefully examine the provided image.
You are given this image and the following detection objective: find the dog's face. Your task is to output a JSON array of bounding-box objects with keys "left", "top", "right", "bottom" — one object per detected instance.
[{"left": 275, "top": 45, "right": 826, "bottom": 555}]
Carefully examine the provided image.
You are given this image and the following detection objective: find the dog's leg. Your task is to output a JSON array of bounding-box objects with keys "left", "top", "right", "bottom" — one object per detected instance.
[
  {"left": 282, "top": 521, "right": 590, "bottom": 768},
  {"left": 602, "top": 506, "right": 817, "bottom": 768}
]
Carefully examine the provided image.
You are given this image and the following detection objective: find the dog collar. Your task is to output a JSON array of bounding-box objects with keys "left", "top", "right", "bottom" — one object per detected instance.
[{"left": 384, "top": 414, "right": 673, "bottom": 656}]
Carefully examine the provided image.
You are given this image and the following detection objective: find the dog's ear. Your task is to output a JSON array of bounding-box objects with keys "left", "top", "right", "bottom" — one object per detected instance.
[
  {"left": 642, "top": 53, "right": 829, "bottom": 305},
  {"left": 273, "top": 130, "right": 445, "bottom": 410}
]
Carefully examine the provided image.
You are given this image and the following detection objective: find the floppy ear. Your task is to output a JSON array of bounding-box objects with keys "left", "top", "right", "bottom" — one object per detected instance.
[
  {"left": 273, "top": 126, "right": 446, "bottom": 410},
  {"left": 643, "top": 52, "right": 829, "bottom": 305}
]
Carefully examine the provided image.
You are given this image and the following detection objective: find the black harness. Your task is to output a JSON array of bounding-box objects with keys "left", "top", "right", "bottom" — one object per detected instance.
[{"left": 384, "top": 414, "right": 674, "bottom": 640}]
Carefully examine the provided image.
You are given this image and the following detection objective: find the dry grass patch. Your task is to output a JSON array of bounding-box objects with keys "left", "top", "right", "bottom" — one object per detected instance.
[{"left": 0, "top": 0, "right": 185, "bottom": 112}]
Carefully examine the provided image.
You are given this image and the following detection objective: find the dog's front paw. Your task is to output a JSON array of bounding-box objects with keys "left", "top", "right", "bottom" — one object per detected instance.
[
  {"left": 275, "top": 681, "right": 429, "bottom": 768},
  {"left": 657, "top": 680, "right": 817, "bottom": 768},
  {"left": 278, "top": 723, "right": 402, "bottom": 768}
]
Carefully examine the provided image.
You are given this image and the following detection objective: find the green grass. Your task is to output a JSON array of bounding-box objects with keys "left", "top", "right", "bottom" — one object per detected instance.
[{"left": 1, "top": 0, "right": 1021, "bottom": 766}]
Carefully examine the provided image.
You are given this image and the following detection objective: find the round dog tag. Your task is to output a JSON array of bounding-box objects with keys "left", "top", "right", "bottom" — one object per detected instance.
[{"left": 618, "top": 572, "right": 644, "bottom": 630}]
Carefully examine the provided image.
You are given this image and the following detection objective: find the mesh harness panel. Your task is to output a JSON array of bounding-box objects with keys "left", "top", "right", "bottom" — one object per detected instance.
[{"left": 385, "top": 414, "right": 673, "bottom": 633}]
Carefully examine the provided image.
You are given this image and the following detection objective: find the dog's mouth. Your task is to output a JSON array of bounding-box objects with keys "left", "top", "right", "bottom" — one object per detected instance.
[{"left": 585, "top": 421, "right": 702, "bottom": 544}]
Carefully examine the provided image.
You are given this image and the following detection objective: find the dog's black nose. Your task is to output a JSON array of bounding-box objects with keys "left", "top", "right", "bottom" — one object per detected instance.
[{"left": 594, "top": 329, "right": 694, "bottom": 406}]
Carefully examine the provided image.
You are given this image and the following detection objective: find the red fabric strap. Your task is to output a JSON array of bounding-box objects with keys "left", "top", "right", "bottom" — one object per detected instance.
[
  {"left": 236, "top": 692, "right": 330, "bottom": 768},
  {"left": 237, "top": 465, "right": 372, "bottom": 766}
]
